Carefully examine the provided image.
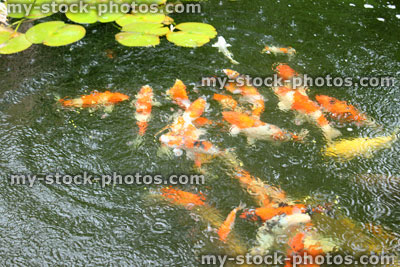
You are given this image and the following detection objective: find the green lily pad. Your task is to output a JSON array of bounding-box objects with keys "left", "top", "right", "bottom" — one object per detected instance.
[
  {"left": 66, "top": 9, "right": 123, "bottom": 24},
  {"left": 116, "top": 13, "right": 166, "bottom": 26},
  {"left": 122, "top": 22, "right": 169, "bottom": 36},
  {"left": 0, "top": 32, "right": 32, "bottom": 54},
  {"left": 26, "top": 21, "right": 86, "bottom": 47},
  {"left": 166, "top": 31, "right": 210, "bottom": 48},
  {"left": 43, "top": 25, "right": 86, "bottom": 46},
  {"left": 25, "top": 21, "right": 65, "bottom": 44},
  {"left": 115, "top": 32, "right": 160, "bottom": 47},
  {"left": 175, "top": 22, "right": 217, "bottom": 39}
]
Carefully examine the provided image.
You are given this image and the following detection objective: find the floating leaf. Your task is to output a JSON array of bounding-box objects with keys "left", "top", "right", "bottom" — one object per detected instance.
[
  {"left": 25, "top": 21, "right": 65, "bottom": 44},
  {"left": 115, "top": 32, "right": 160, "bottom": 47},
  {"left": 43, "top": 25, "right": 86, "bottom": 46},
  {"left": 175, "top": 22, "right": 217, "bottom": 39},
  {"left": 166, "top": 32, "right": 210, "bottom": 48},
  {"left": 26, "top": 21, "right": 86, "bottom": 47},
  {"left": 7, "top": 0, "right": 53, "bottom": 18},
  {"left": 116, "top": 13, "right": 166, "bottom": 26},
  {"left": 122, "top": 22, "right": 169, "bottom": 36},
  {"left": 66, "top": 9, "right": 123, "bottom": 24},
  {"left": 0, "top": 32, "right": 32, "bottom": 54}
]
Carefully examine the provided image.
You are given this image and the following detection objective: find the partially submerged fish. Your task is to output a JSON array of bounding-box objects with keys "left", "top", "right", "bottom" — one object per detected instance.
[
  {"left": 274, "top": 63, "right": 298, "bottom": 81},
  {"left": 212, "top": 36, "right": 239, "bottom": 65},
  {"left": 218, "top": 202, "right": 245, "bottom": 243},
  {"left": 166, "top": 79, "right": 191, "bottom": 109},
  {"left": 315, "top": 95, "right": 373, "bottom": 125},
  {"left": 160, "top": 187, "right": 206, "bottom": 209},
  {"left": 134, "top": 85, "right": 153, "bottom": 136},
  {"left": 223, "top": 111, "right": 307, "bottom": 143},
  {"left": 262, "top": 46, "right": 296, "bottom": 56},
  {"left": 272, "top": 86, "right": 341, "bottom": 141},
  {"left": 213, "top": 94, "right": 238, "bottom": 111},
  {"left": 324, "top": 130, "right": 399, "bottom": 160},
  {"left": 59, "top": 91, "right": 129, "bottom": 109}
]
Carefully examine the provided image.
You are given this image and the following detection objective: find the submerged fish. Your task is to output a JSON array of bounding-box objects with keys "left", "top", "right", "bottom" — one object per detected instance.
[
  {"left": 272, "top": 86, "right": 341, "bottom": 141},
  {"left": 59, "top": 91, "right": 129, "bottom": 108},
  {"left": 262, "top": 46, "right": 296, "bottom": 56},
  {"left": 324, "top": 130, "right": 399, "bottom": 160},
  {"left": 212, "top": 36, "right": 239, "bottom": 65},
  {"left": 161, "top": 187, "right": 206, "bottom": 208},
  {"left": 166, "top": 79, "right": 191, "bottom": 109},
  {"left": 315, "top": 95, "right": 372, "bottom": 125},
  {"left": 223, "top": 111, "right": 307, "bottom": 143},
  {"left": 218, "top": 202, "right": 245, "bottom": 243},
  {"left": 134, "top": 85, "right": 153, "bottom": 136},
  {"left": 274, "top": 64, "right": 298, "bottom": 81},
  {"left": 213, "top": 94, "right": 238, "bottom": 111}
]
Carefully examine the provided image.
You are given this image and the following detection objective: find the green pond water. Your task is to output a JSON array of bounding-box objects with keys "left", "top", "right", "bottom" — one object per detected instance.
[{"left": 1, "top": 0, "right": 400, "bottom": 266}]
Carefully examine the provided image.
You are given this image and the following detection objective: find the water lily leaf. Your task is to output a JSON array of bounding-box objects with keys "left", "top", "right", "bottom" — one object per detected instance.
[
  {"left": 115, "top": 32, "right": 160, "bottom": 47},
  {"left": 0, "top": 27, "right": 13, "bottom": 44},
  {"left": 43, "top": 25, "right": 86, "bottom": 46},
  {"left": 7, "top": 0, "right": 53, "bottom": 18},
  {"left": 25, "top": 21, "right": 65, "bottom": 44},
  {"left": 166, "top": 32, "right": 210, "bottom": 48},
  {"left": 135, "top": 0, "right": 166, "bottom": 4},
  {"left": 116, "top": 13, "right": 166, "bottom": 26},
  {"left": 122, "top": 22, "right": 169, "bottom": 36},
  {"left": 0, "top": 32, "right": 32, "bottom": 54},
  {"left": 66, "top": 9, "right": 123, "bottom": 24},
  {"left": 66, "top": 10, "right": 98, "bottom": 24},
  {"left": 26, "top": 21, "right": 86, "bottom": 46},
  {"left": 175, "top": 22, "right": 217, "bottom": 39}
]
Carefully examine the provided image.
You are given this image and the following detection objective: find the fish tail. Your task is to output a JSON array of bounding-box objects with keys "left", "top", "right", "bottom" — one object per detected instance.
[{"left": 137, "top": 121, "right": 148, "bottom": 136}]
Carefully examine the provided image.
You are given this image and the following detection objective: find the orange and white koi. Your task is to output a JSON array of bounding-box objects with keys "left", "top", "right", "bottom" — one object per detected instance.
[
  {"left": 183, "top": 97, "right": 207, "bottom": 122},
  {"left": 223, "top": 111, "right": 307, "bottom": 143},
  {"left": 262, "top": 46, "right": 296, "bottom": 56},
  {"left": 218, "top": 202, "right": 246, "bottom": 243},
  {"left": 274, "top": 64, "right": 298, "bottom": 81},
  {"left": 223, "top": 69, "right": 241, "bottom": 80},
  {"left": 315, "top": 95, "right": 371, "bottom": 125},
  {"left": 134, "top": 85, "right": 153, "bottom": 136},
  {"left": 59, "top": 91, "right": 129, "bottom": 108},
  {"left": 213, "top": 94, "right": 238, "bottom": 111},
  {"left": 161, "top": 187, "right": 206, "bottom": 209},
  {"left": 240, "top": 203, "right": 307, "bottom": 222},
  {"left": 166, "top": 79, "right": 191, "bottom": 109},
  {"left": 272, "top": 86, "right": 341, "bottom": 140}
]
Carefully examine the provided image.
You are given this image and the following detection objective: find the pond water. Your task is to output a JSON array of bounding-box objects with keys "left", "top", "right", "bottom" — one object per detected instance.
[{"left": 0, "top": 0, "right": 399, "bottom": 266}]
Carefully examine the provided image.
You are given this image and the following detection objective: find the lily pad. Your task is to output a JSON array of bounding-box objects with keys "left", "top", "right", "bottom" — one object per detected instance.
[
  {"left": 116, "top": 13, "right": 166, "bottom": 26},
  {"left": 122, "top": 22, "right": 169, "bottom": 36},
  {"left": 26, "top": 21, "right": 86, "bottom": 47},
  {"left": 175, "top": 22, "right": 217, "bottom": 39},
  {"left": 66, "top": 9, "right": 124, "bottom": 24},
  {"left": 115, "top": 32, "right": 160, "bottom": 47},
  {"left": 166, "top": 32, "right": 210, "bottom": 48},
  {"left": 0, "top": 32, "right": 32, "bottom": 54}
]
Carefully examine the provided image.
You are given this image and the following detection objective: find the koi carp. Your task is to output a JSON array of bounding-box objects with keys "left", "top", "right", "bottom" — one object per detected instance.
[
  {"left": 134, "top": 85, "right": 153, "bottom": 136},
  {"left": 212, "top": 36, "right": 239, "bottom": 65},
  {"left": 262, "top": 46, "right": 296, "bottom": 56},
  {"left": 218, "top": 202, "right": 246, "bottom": 243},
  {"left": 223, "top": 111, "right": 307, "bottom": 143},
  {"left": 166, "top": 79, "right": 191, "bottom": 109},
  {"left": 59, "top": 91, "right": 129, "bottom": 108}
]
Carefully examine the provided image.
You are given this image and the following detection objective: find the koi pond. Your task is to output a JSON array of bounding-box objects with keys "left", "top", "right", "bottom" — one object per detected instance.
[{"left": 0, "top": 0, "right": 399, "bottom": 266}]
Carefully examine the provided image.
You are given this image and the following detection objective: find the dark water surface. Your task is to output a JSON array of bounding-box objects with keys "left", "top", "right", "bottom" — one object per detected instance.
[{"left": 1, "top": 0, "right": 399, "bottom": 266}]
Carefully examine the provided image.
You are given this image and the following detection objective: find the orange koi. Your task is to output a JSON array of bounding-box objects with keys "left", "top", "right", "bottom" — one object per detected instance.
[
  {"left": 213, "top": 94, "right": 238, "bottom": 110},
  {"left": 135, "top": 85, "right": 153, "bottom": 136},
  {"left": 315, "top": 95, "right": 368, "bottom": 124},
  {"left": 223, "top": 69, "right": 241, "bottom": 80},
  {"left": 241, "top": 203, "right": 307, "bottom": 222},
  {"left": 184, "top": 97, "right": 207, "bottom": 121},
  {"left": 218, "top": 202, "right": 245, "bottom": 243},
  {"left": 224, "top": 82, "right": 265, "bottom": 117},
  {"left": 166, "top": 79, "right": 191, "bottom": 109},
  {"left": 274, "top": 64, "right": 298, "bottom": 81},
  {"left": 262, "top": 46, "right": 296, "bottom": 56},
  {"left": 223, "top": 111, "right": 307, "bottom": 142},
  {"left": 161, "top": 187, "right": 206, "bottom": 208},
  {"left": 193, "top": 117, "right": 214, "bottom": 128},
  {"left": 59, "top": 91, "right": 129, "bottom": 108}
]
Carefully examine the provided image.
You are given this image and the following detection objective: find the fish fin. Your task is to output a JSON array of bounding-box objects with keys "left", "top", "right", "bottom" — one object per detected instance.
[
  {"left": 322, "top": 126, "right": 342, "bottom": 141},
  {"left": 104, "top": 105, "right": 114, "bottom": 113},
  {"left": 247, "top": 137, "right": 256, "bottom": 145},
  {"left": 152, "top": 101, "right": 162, "bottom": 107}
]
